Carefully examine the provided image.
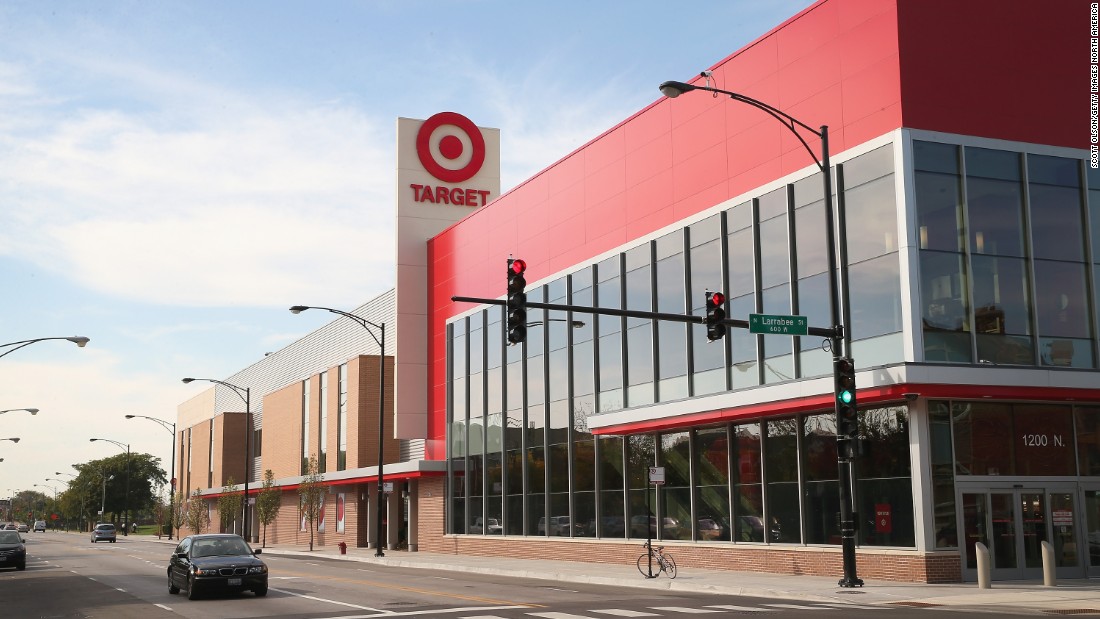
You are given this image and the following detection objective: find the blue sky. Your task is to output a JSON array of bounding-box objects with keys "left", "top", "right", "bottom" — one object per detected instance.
[{"left": 0, "top": 0, "right": 812, "bottom": 504}]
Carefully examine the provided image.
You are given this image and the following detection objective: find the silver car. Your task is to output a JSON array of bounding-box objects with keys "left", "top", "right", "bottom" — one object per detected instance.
[{"left": 91, "top": 523, "right": 116, "bottom": 543}]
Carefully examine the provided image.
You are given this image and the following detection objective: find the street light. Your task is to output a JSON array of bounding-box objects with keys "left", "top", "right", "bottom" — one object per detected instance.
[
  {"left": 51, "top": 473, "right": 80, "bottom": 529},
  {"left": 0, "top": 336, "right": 89, "bottom": 360},
  {"left": 90, "top": 438, "right": 130, "bottom": 535},
  {"left": 182, "top": 377, "right": 251, "bottom": 540},
  {"left": 659, "top": 74, "right": 860, "bottom": 587},
  {"left": 126, "top": 414, "right": 177, "bottom": 540},
  {"left": 34, "top": 483, "right": 57, "bottom": 499},
  {"left": 290, "top": 304, "right": 387, "bottom": 557},
  {"left": 95, "top": 471, "right": 114, "bottom": 522},
  {"left": 0, "top": 408, "right": 38, "bottom": 416}
]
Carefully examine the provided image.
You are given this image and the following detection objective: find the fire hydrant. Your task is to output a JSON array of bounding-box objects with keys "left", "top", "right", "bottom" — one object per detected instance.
[{"left": 338, "top": 541, "right": 347, "bottom": 555}]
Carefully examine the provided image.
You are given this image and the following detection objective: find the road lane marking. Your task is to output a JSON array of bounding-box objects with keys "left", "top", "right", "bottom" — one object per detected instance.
[
  {"left": 705, "top": 605, "right": 777, "bottom": 612},
  {"left": 764, "top": 603, "right": 830, "bottom": 610},
  {"left": 332, "top": 607, "right": 533, "bottom": 618},
  {"left": 648, "top": 608, "right": 722, "bottom": 614},
  {"left": 591, "top": 610, "right": 660, "bottom": 616},
  {"left": 272, "top": 568, "right": 539, "bottom": 607},
  {"left": 268, "top": 587, "right": 388, "bottom": 612},
  {"left": 154, "top": 604, "right": 172, "bottom": 611}
]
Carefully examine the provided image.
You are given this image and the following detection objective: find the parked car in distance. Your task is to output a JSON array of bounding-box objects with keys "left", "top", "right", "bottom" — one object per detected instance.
[
  {"left": 15, "top": 523, "right": 28, "bottom": 533},
  {"left": 470, "top": 517, "right": 503, "bottom": 534},
  {"left": 91, "top": 523, "right": 117, "bottom": 543},
  {"left": 0, "top": 529, "right": 26, "bottom": 570},
  {"left": 33, "top": 520, "right": 46, "bottom": 533},
  {"left": 2, "top": 523, "right": 15, "bottom": 531},
  {"left": 167, "top": 534, "right": 268, "bottom": 599},
  {"left": 697, "top": 517, "right": 723, "bottom": 540},
  {"left": 537, "top": 516, "right": 570, "bottom": 536}
]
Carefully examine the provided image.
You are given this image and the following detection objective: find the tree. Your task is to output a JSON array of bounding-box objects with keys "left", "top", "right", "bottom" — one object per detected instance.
[
  {"left": 73, "top": 453, "right": 168, "bottom": 527},
  {"left": 171, "top": 491, "right": 187, "bottom": 539},
  {"left": 184, "top": 491, "right": 210, "bottom": 535},
  {"left": 152, "top": 494, "right": 168, "bottom": 538},
  {"left": 256, "top": 470, "right": 282, "bottom": 548},
  {"left": 216, "top": 477, "right": 242, "bottom": 534},
  {"left": 298, "top": 456, "right": 324, "bottom": 551}
]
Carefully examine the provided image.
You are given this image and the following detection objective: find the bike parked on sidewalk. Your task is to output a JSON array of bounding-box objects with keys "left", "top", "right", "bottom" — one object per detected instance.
[{"left": 636, "top": 540, "right": 676, "bottom": 579}]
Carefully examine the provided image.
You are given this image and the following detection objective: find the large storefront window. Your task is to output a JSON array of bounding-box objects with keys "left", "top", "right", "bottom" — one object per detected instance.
[
  {"left": 916, "top": 141, "right": 1097, "bottom": 368},
  {"left": 857, "top": 406, "right": 914, "bottom": 547},
  {"left": 444, "top": 139, "right": 922, "bottom": 546}
]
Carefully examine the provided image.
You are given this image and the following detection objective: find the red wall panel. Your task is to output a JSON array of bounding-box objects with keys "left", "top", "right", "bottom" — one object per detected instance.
[{"left": 897, "top": 0, "right": 1088, "bottom": 149}]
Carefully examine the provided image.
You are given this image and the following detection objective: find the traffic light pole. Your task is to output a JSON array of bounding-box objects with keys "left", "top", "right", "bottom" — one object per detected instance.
[{"left": 453, "top": 295, "right": 842, "bottom": 338}]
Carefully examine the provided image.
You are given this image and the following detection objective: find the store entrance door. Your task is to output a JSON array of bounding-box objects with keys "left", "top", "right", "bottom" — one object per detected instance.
[{"left": 958, "top": 484, "right": 1083, "bottom": 581}]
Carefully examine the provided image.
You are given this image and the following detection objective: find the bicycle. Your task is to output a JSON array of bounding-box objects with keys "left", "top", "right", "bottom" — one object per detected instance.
[{"left": 636, "top": 540, "right": 677, "bottom": 579}]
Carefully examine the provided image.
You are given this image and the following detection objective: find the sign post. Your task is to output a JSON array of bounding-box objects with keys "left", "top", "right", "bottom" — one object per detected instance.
[{"left": 645, "top": 467, "right": 665, "bottom": 578}]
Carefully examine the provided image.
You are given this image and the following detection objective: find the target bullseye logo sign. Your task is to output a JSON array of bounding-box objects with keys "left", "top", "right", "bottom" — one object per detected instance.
[{"left": 410, "top": 111, "right": 491, "bottom": 207}]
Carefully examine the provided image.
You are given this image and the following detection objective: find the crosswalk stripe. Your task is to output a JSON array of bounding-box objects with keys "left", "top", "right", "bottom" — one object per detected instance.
[
  {"left": 699, "top": 611, "right": 778, "bottom": 615},
  {"left": 459, "top": 616, "right": 510, "bottom": 618},
  {"left": 528, "top": 613, "right": 603, "bottom": 619},
  {"left": 764, "top": 603, "right": 832, "bottom": 610},
  {"left": 815, "top": 602, "right": 884, "bottom": 610},
  {"left": 647, "top": 608, "right": 722, "bottom": 614},
  {"left": 590, "top": 610, "right": 659, "bottom": 617}
]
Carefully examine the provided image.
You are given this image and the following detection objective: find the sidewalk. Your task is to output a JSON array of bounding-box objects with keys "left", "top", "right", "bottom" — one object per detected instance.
[{"left": 144, "top": 534, "right": 1100, "bottom": 614}]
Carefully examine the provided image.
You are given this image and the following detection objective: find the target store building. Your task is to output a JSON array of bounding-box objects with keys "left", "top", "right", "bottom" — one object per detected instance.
[
  {"left": 424, "top": 0, "right": 1100, "bottom": 585},
  {"left": 179, "top": 0, "right": 1098, "bottom": 584}
]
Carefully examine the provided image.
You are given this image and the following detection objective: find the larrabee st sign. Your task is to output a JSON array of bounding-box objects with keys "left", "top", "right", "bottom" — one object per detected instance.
[{"left": 409, "top": 112, "right": 492, "bottom": 207}]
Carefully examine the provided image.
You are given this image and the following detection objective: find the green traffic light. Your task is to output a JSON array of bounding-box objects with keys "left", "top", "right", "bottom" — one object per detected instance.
[{"left": 839, "top": 390, "right": 854, "bottom": 404}]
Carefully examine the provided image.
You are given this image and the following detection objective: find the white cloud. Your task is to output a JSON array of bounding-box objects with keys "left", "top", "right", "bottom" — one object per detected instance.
[{"left": 1, "top": 89, "right": 396, "bottom": 307}]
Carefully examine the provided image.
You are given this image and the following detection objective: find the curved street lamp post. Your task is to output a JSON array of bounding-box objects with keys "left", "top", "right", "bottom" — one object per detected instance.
[
  {"left": 126, "top": 415, "right": 176, "bottom": 540},
  {"left": 659, "top": 76, "right": 859, "bottom": 587},
  {"left": 290, "top": 305, "right": 387, "bottom": 557},
  {"left": 182, "top": 378, "right": 251, "bottom": 541},
  {"left": 0, "top": 336, "right": 89, "bottom": 360},
  {"left": 0, "top": 408, "right": 38, "bottom": 417},
  {"left": 90, "top": 438, "right": 130, "bottom": 535}
]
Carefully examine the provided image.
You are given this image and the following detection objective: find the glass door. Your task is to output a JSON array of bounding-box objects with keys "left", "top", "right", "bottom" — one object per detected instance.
[{"left": 959, "top": 487, "right": 1079, "bottom": 580}]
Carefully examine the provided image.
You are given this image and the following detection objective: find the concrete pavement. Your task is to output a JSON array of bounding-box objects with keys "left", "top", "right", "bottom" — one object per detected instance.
[{"left": 133, "top": 533, "right": 1100, "bottom": 614}]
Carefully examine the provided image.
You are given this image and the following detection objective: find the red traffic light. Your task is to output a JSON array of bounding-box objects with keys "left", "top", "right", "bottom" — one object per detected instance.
[
  {"left": 707, "top": 291, "right": 725, "bottom": 307},
  {"left": 510, "top": 258, "right": 526, "bottom": 275}
]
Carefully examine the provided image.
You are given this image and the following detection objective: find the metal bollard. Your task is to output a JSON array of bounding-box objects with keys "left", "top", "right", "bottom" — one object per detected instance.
[
  {"left": 975, "top": 542, "right": 991, "bottom": 589},
  {"left": 1041, "top": 541, "right": 1055, "bottom": 587}
]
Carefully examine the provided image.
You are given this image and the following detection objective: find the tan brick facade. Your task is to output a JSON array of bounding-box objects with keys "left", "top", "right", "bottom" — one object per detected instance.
[{"left": 262, "top": 379, "right": 307, "bottom": 480}]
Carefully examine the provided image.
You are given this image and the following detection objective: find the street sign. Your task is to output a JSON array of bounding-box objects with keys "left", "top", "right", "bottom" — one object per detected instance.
[
  {"left": 749, "top": 313, "right": 808, "bottom": 335},
  {"left": 648, "top": 467, "right": 665, "bottom": 485}
]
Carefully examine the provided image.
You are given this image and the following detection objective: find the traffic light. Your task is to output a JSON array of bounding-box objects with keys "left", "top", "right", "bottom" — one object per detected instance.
[
  {"left": 507, "top": 258, "right": 527, "bottom": 344},
  {"left": 835, "top": 356, "right": 858, "bottom": 458},
  {"left": 705, "top": 291, "right": 727, "bottom": 341}
]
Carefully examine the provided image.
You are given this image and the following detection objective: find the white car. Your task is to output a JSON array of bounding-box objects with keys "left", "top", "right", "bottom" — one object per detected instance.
[{"left": 32, "top": 520, "right": 46, "bottom": 532}]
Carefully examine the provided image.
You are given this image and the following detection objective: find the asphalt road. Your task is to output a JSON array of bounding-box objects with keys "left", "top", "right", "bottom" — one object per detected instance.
[{"left": 1, "top": 532, "right": 1042, "bottom": 618}]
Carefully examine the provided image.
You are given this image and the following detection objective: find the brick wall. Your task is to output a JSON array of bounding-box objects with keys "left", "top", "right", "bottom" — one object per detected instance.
[
  {"left": 252, "top": 484, "right": 363, "bottom": 550},
  {"left": 349, "top": 355, "right": 399, "bottom": 469},
  {"left": 262, "top": 382, "right": 304, "bottom": 480},
  {"left": 216, "top": 412, "right": 246, "bottom": 488},
  {"left": 417, "top": 477, "right": 447, "bottom": 553},
  {"left": 419, "top": 534, "right": 962, "bottom": 584}
]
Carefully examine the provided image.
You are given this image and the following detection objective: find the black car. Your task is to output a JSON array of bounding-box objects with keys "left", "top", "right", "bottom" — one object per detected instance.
[
  {"left": 167, "top": 534, "right": 268, "bottom": 599},
  {"left": 0, "top": 529, "right": 26, "bottom": 570}
]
